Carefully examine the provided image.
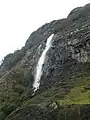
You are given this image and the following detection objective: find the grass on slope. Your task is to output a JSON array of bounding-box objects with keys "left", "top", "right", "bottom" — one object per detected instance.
[
  {"left": 57, "top": 63, "right": 90, "bottom": 105},
  {"left": 23, "top": 63, "right": 90, "bottom": 107}
]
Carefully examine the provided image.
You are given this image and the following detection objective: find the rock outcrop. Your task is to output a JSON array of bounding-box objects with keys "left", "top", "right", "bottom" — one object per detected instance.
[{"left": 16, "top": 3, "right": 90, "bottom": 88}]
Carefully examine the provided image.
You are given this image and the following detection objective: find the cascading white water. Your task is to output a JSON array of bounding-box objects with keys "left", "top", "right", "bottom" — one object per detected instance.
[{"left": 33, "top": 34, "right": 54, "bottom": 91}]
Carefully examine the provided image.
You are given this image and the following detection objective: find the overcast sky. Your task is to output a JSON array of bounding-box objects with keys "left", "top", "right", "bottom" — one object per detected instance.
[{"left": 0, "top": 0, "right": 90, "bottom": 61}]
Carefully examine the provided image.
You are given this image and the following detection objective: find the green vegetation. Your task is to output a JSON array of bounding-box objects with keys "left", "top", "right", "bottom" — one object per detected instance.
[
  {"left": 0, "top": 66, "right": 34, "bottom": 120},
  {"left": 0, "top": 62, "right": 90, "bottom": 119},
  {"left": 58, "top": 87, "right": 90, "bottom": 105},
  {"left": 22, "top": 63, "right": 90, "bottom": 108}
]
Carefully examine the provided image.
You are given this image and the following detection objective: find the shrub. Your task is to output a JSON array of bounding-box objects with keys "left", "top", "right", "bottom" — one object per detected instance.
[
  {"left": 23, "top": 70, "right": 34, "bottom": 87},
  {"left": 0, "top": 111, "right": 6, "bottom": 120},
  {"left": 14, "top": 84, "right": 25, "bottom": 95},
  {"left": 1, "top": 103, "right": 17, "bottom": 116}
]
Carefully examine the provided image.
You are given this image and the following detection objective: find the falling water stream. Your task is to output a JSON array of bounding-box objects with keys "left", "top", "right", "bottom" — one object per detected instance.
[{"left": 33, "top": 34, "right": 54, "bottom": 91}]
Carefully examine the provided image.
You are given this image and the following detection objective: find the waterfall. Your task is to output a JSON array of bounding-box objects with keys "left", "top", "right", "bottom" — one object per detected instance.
[{"left": 33, "top": 34, "right": 54, "bottom": 91}]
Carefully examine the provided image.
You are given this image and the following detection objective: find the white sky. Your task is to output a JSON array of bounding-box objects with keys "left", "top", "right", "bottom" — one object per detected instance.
[{"left": 0, "top": 0, "right": 90, "bottom": 61}]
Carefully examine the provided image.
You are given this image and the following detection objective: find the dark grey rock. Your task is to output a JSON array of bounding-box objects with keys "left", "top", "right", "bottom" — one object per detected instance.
[{"left": 0, "top": 3, "right": 90, "bottom": 89}]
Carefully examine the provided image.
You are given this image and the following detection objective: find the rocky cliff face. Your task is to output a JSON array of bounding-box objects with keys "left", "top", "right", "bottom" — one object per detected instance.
[
  {"left": 13, "top": 3, "right": 90, "bottom": 88},
  {"left": 0, "top": 3, "right": 90, "bottom": 120}
]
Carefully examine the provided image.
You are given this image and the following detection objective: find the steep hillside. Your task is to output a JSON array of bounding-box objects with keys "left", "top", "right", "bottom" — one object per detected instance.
[{"left": 0, "top": 3, "right": 90, "bottom": 120}]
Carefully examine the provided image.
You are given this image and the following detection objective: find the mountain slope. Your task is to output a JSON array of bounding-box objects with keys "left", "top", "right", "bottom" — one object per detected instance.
[{"left": 0, "top": 3, "right": 90, "bottom": 120}]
